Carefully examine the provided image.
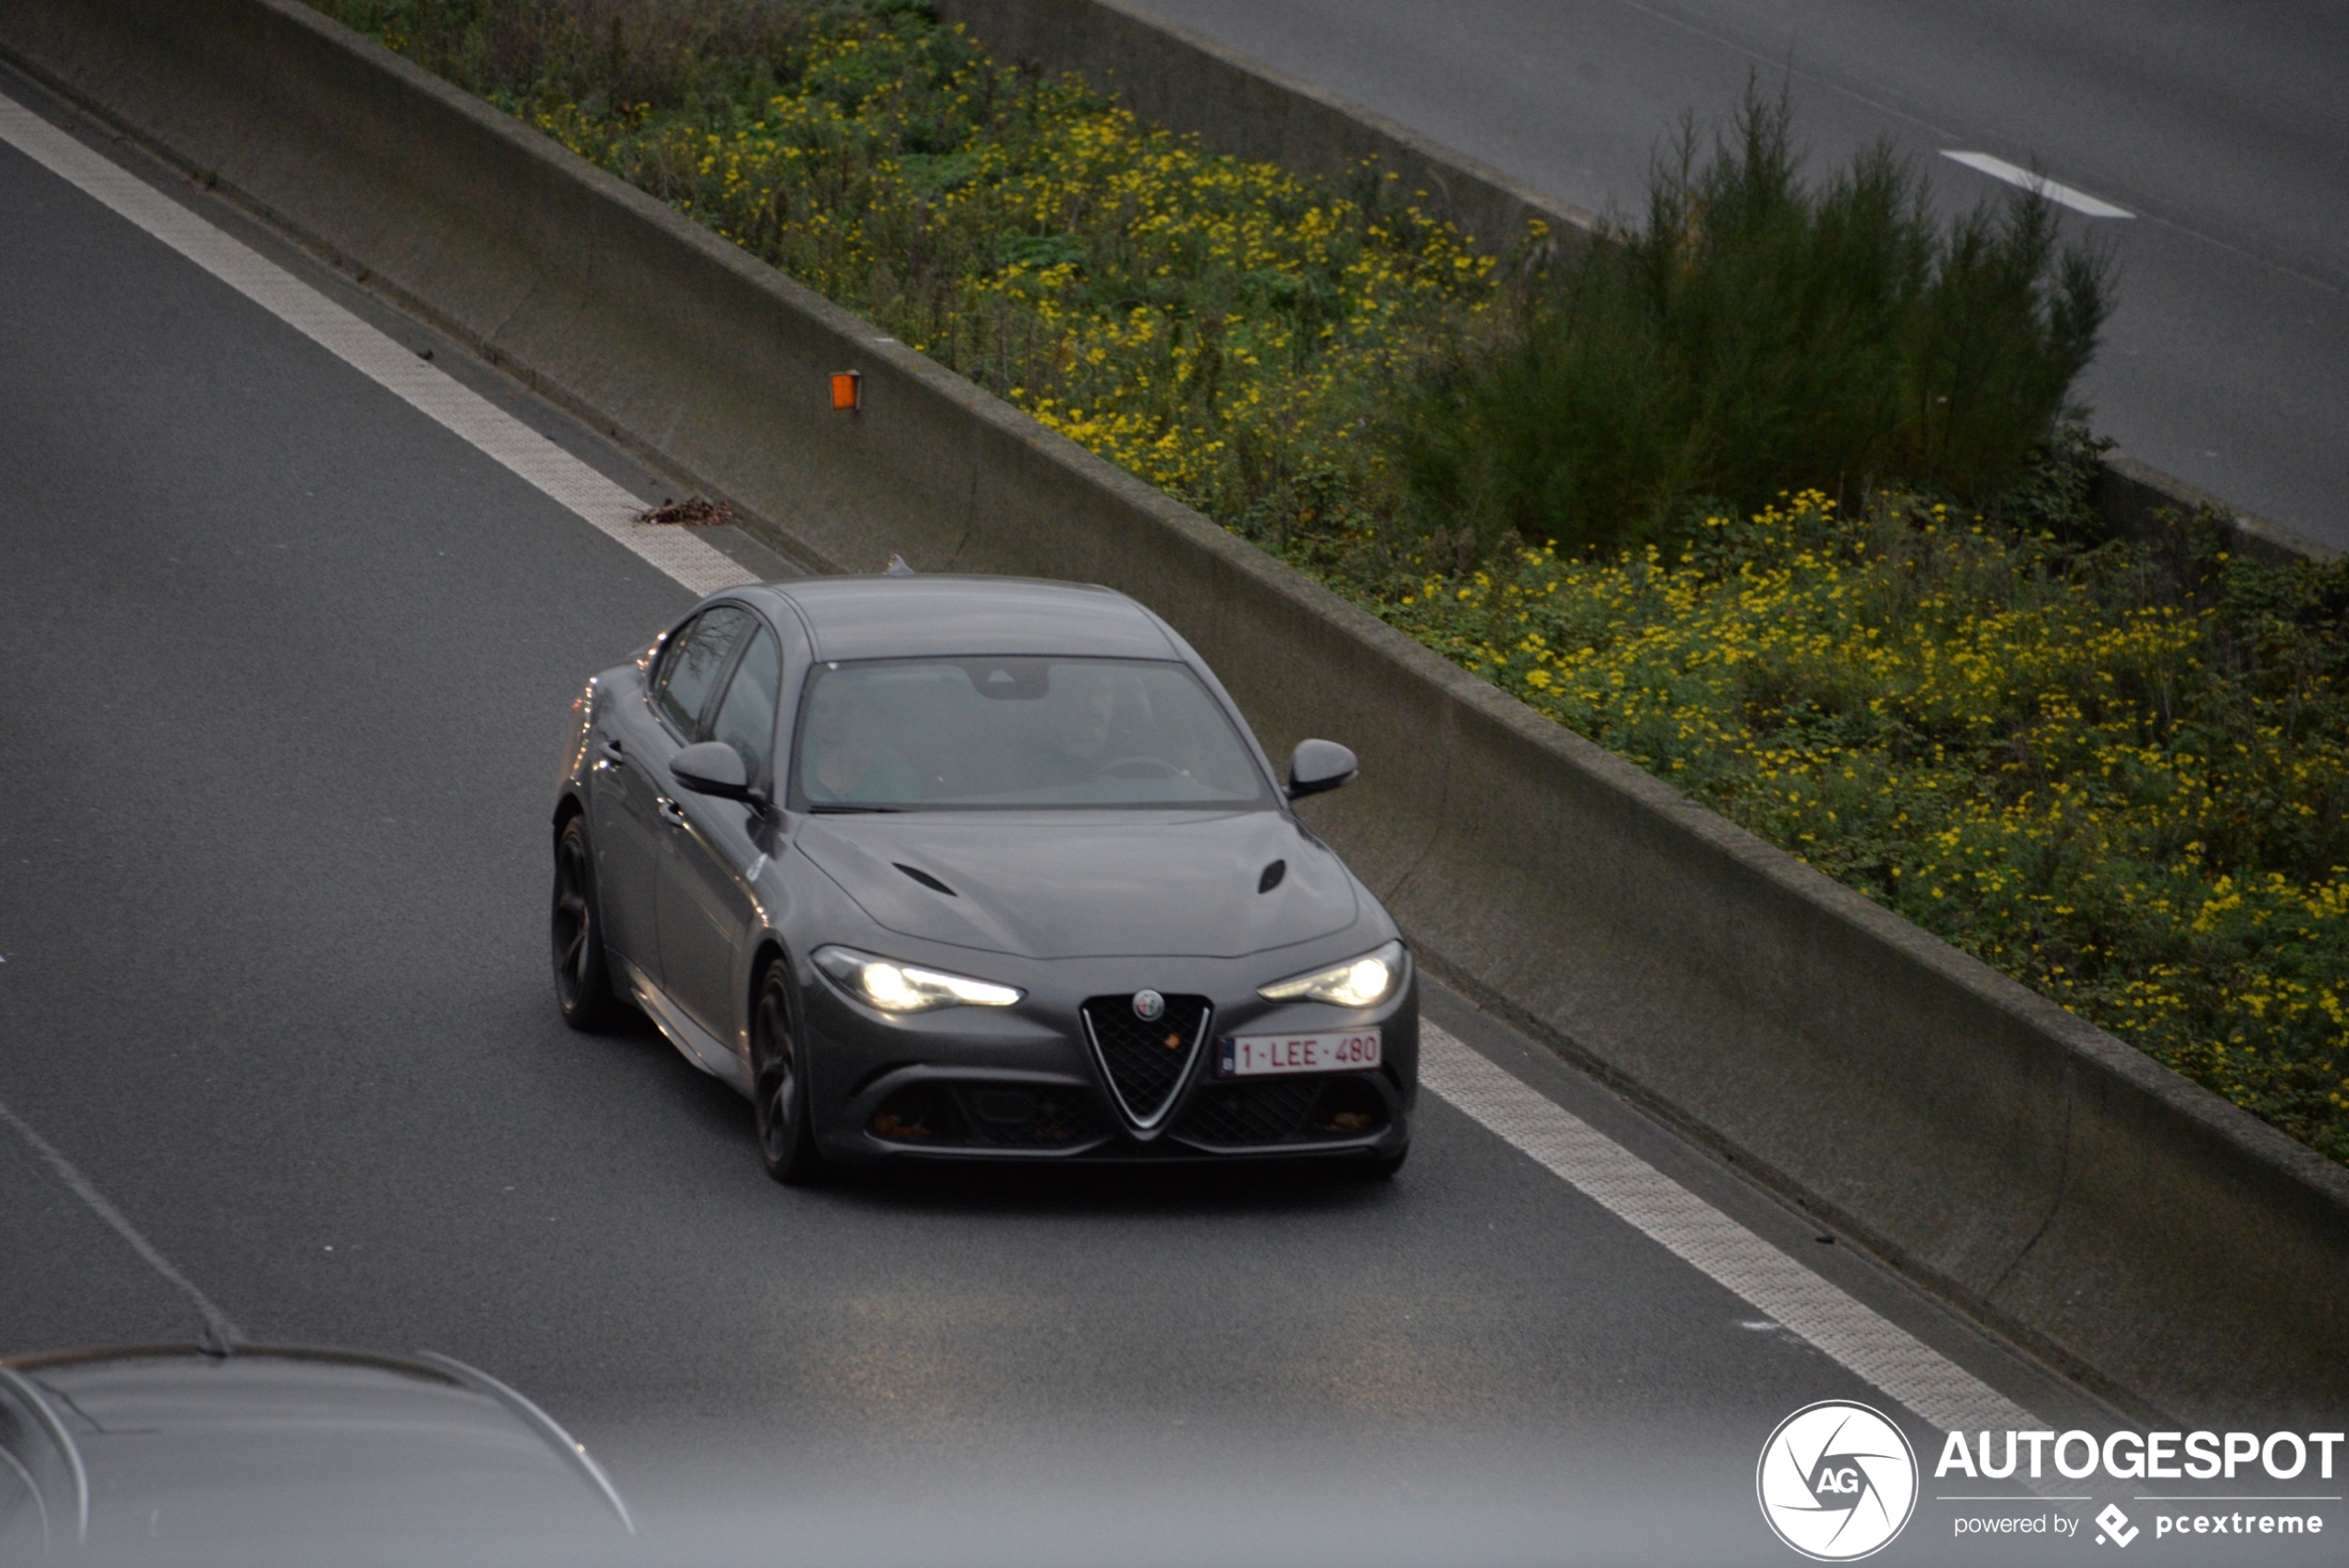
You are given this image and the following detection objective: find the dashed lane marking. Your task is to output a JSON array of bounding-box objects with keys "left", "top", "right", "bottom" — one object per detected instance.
[
  {"left": 1421, "top": 1024, "right": 2042, "bottom": 1433},
  {"left": 0, "top": 91, "right": 756, "bottom": 597},
  {"left": 1940, "top": 152, "right": 2134, "bottom": 218}
]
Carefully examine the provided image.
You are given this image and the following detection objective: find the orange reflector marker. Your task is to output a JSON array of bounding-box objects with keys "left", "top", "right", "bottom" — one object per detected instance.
[{"left": 830, "top": 370, "right": 862, "bottom": 411}]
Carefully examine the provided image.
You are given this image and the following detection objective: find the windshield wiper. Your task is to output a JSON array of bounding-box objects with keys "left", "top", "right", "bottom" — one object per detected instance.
[{"left": 806, "top": 802, "right": 903, "bottom": 814}]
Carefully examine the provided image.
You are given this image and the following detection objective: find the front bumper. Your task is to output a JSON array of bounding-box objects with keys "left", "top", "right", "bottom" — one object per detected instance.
[{"left": 802, "top": 969, "right": 1419, "bottom": 1166}]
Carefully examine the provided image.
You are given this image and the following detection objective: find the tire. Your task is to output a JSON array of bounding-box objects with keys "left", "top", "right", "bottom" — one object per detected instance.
[
  {"left": 552, "top": 814, "right": 622, "bottom": 1032},
  {"left": 752, "top": 958, "right": 824, "bottom": 1185}
]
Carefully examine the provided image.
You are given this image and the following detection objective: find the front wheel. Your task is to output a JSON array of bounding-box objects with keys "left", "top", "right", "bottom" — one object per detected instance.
[
  {"left": 752, "top": 959, "right": 823, "bottom": 1185},
  {"left": 552, "top": 815, "right": 621, "bottom": 1032}
]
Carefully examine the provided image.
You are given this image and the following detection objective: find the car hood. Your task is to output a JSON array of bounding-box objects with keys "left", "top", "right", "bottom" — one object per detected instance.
[{"left": 792, "top": 811, "right": 1360, "bottom": 960}]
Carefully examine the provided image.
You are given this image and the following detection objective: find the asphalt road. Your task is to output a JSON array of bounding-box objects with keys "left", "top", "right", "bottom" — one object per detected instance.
[
  {"left": 0, "top": 69, "right": 2116, "bottom": 1566},
  {"left": 1132, "top": 0, "right": 2349, "bottom": 549}
]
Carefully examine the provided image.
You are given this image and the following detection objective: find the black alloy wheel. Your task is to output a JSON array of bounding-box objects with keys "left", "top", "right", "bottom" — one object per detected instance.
[
  {"left": 552, "top": 815, "right": 621, "bottom": 1031},
  {"left": 753, "top": 958, "right": 823, "bottom": 1185}
]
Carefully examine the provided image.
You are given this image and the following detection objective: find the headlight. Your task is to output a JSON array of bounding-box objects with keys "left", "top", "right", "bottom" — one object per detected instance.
[
  {"left": 1258, "top": 939, "right": 1405, "bottom": 1008},
  {"left": 814, "top": 946, "right": 1022, "bottom": 1012}
]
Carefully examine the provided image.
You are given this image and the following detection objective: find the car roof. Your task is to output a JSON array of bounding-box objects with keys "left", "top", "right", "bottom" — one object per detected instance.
[
  {"left": 756, "top": 576, "right": 1180, "bottom": 663},
  {"left": 2, "top": 1347, "right": 633, "bottom": 1546}
]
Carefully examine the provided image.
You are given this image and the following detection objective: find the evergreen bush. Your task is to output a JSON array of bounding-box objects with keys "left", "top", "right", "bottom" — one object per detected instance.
[{"left": 1399, "top": 91, "right": 2110, "bottom": 561}]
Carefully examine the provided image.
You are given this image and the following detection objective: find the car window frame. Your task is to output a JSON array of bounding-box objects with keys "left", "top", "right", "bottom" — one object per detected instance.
[
  {"left": 648, "top": 603, "right": 756, "bottom": 743},
  {"left": 703, "top": 621, "right": 784, "bottom": 791}
]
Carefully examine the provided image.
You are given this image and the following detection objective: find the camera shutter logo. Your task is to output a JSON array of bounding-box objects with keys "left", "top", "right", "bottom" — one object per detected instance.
[{"left": 1757, "top": 1401, "right": 1918, "bottom": 1560}]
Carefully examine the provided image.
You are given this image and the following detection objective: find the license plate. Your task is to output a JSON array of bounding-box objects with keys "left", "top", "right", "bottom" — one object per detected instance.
[{"left": 1216, "top": 1028, "right": 1382, "bottom": 1078}]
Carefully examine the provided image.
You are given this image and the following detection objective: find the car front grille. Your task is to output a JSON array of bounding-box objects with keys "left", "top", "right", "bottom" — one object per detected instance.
[
  {"left": 1172, "top": 1079, "right": 1319, "bottom": 1145},
  {"left": 1173, "top": 1075, "right": 1392, "bottom": 1148},
  {"left": 1080, "top": 994, "right": 1211, "bottom": 1127},
  {"left": 867, "top": 1083, "right": 1107, "bottom": 1150}
]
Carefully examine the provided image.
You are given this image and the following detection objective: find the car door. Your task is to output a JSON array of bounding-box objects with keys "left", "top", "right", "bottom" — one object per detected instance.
[
  {"left": 589, "top": 605, "right": 752, "bottom": 976},
  {"left": 656, "top": 620, "right": 782, "bottom": 1048}
]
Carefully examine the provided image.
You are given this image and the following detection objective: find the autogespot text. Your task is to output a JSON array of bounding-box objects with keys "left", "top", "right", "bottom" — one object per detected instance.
[{"left": 1935, "top": 1429, "right": 2343, "bottom": 1483}]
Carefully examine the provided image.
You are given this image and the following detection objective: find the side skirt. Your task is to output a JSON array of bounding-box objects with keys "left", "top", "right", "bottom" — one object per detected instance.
[{"left": 615, "top": 957, "right": 753, "bottom": 1096}]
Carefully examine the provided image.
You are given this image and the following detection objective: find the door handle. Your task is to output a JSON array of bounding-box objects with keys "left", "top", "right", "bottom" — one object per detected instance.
[
  {"left": 658, "top": 799, "right": 688, "bottom": 828},
  {"left": 600, "top": 738, "right": 626, "bottom": 763}
]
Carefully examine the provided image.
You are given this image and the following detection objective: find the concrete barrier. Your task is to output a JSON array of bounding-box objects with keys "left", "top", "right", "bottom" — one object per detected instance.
[
  {"left": 938, "top": 0, "right": 2339, "bottom": 568},
  {"left": 2097, "top": 454, "right": 2339, "bottom": 567},
  {"left": 6, "top": 0, "right": 2343, "bottom": 1424}
]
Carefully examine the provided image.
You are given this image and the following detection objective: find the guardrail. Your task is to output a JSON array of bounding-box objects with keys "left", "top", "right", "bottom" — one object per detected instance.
[
  {"left": 6, "top": 0, "right": 2341, "bottom": 1424},
  {"left": 936, "top": 0, "right": 2338, "bottom": 569}
]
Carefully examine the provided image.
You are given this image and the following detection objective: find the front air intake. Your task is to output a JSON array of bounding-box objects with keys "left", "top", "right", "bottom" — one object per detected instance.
[{"left": 1079, "top": 995, "right": 1211, "bottom": 1131}]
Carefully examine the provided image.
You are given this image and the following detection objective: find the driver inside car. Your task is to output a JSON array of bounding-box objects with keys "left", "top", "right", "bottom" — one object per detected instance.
[
  {"left": 1005, "top": 662, "right": 1157, "bottom": 791},
  {"left": 1016, "top": 663, "right": 1205, "bottom": 795},
  {"left": 1048, "top": 662, "right": 1117, "bottom": 768}
]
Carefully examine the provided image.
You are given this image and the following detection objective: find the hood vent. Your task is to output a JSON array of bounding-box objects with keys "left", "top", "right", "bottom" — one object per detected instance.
[
  {"left": 1258, "top": 859, "right": 1286, "bottom": 894},
  {"left": 893, "top": 863, "right": 957, "bottom": 897}
]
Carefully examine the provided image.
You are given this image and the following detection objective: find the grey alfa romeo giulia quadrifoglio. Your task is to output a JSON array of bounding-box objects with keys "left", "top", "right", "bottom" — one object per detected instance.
[{"left": 551, "top": 575, "right": 1416, "bottom": 1182}]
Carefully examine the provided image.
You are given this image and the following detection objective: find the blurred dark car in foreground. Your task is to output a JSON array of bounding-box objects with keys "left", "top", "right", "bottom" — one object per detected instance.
[
  {"left": 552, "top": 575, "right": 1417, "bottom": 1182},
  {"left": 0, "top": 1344, "right": 632, "bottom": 1563}
]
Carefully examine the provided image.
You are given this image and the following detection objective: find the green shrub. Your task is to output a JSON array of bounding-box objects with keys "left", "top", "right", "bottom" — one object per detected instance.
[{"left": 1398, "top": 90, "right": 2110, "bottom": 562}]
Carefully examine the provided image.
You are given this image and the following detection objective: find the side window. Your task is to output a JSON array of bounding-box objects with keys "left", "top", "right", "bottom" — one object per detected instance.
[
  {"left": 707, "top": 627, "right": 781, "bottom": 784},
  {"left": 652, "top": 606, "right": 751, "bottom": 738}
]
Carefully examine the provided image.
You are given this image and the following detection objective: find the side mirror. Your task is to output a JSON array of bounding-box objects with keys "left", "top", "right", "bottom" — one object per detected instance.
[
  {"left": 1285, "top": 739, "right": 1358, "bottom": 801},
  {"left": 670, "top": 741, "right": 759, "bottom": 803}
]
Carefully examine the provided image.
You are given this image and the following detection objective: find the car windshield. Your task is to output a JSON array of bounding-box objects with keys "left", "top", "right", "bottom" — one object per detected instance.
[{"left": 793, "top": 656, "right": 1273, "bottom": 810}]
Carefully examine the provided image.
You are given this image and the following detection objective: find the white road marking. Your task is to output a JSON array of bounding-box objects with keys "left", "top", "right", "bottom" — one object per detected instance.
[
  {"left": 1421, "top": 1024, "right": 2041, "bottom": 1433},
  {"left": 0, "top": 92, "right": 756, "bottom": 597},
  {"left": 1940, "top": 152, "right": 2134, "bottom": 219},
  {"left": 0, "top": 1096, "right": 245, "bottom": 1346},
  {"left": 0, "top": 83, "right": 2045, "bottom": 1439}
]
